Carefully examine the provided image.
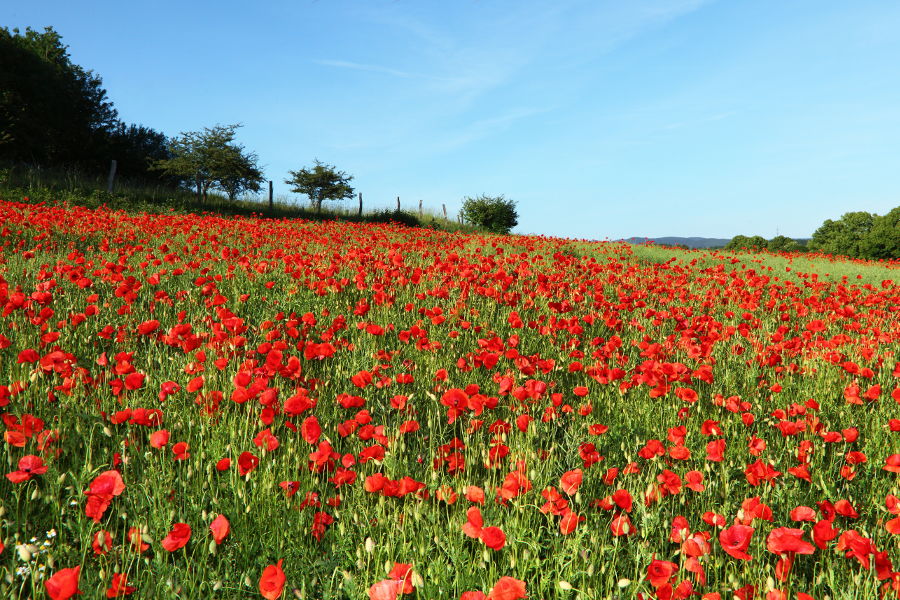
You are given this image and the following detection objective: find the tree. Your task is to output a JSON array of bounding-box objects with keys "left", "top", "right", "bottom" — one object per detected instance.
[
  {"left": 767, "top": 235, "right": 803, "bottom": 253},
  {"left": 284, "top": 160, "right": 354, "bottom": 212},
  {"left": 0, "top": 26, "right": 118, "bottom": 167},
  {"left": 860, "top": 207, "right": 900, "bottom": 260},
  {"left": 809, "top": 211, "right": 875, "bottom": 257},
  {"left": 153, "top": 124, "right": 264, "bottom": 203},
  {"left": 217, "top": 145, "right": 264, "bottom": 201},
  {"left": 106, "top": 123, "right": 173, "bottom": 181},
  {"left": 460, "top": 194, "right": 518, "bottom": 234},
  {"left": 725, "top": 235, "right": 766, "bottom": 251}
]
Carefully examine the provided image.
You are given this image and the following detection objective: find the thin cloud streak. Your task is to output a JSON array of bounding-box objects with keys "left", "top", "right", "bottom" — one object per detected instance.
[{"left": 313, "top": 58, "right": 462, "bottom": 84}]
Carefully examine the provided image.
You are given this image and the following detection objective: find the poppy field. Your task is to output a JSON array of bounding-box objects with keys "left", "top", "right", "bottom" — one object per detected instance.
[{"left": 2, "top": 200, "right": 900, "bottom": 600}]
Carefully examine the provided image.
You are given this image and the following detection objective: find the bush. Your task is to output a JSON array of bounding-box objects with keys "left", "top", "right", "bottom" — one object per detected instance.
[{"left": 460, "top": 194, "right": 518, "bottom": 234}]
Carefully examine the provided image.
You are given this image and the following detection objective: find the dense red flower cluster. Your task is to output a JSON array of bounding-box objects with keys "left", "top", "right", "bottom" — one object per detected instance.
[{"left": 1, "top": 200, "right": 899, "bottom": 598}]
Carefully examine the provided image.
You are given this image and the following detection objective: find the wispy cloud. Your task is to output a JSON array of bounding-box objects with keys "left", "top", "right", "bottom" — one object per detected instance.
[
  {"left": 432, "top": 106, "right": 553, "bottom": 152},
  {"left": 313, "top": 59, "right": 460, "bottom": 84}
]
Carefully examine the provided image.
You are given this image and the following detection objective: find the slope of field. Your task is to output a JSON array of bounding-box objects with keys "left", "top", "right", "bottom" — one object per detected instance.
[
  {"left": 622, "top": 236, "right": 732, "bottom": 249},
  {"left": 1, "top": 201, "right": 900, "bottom": 600}
]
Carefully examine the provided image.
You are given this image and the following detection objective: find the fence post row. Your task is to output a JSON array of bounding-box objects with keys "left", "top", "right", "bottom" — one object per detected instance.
[{"left": 358, "top": 192, "right": 363, "bottom": 216}]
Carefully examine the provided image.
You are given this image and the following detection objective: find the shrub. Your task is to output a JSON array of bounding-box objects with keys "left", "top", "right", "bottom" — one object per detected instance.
[{"left": 459, "top": 194, "right": 518, "bottom": 234}]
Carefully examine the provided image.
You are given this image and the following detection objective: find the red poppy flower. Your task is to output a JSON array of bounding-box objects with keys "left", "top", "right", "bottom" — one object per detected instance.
[
  {"left": 486, "top": 576, "right": 526, "bottom": 600},
  {"left": 559, "top": 510, "right": 583, "bottom": 535},
  {"left": 387, "top": 563, "right": 414, "bottom": 594},
  {"left": 685, "top": 470, "right": 705, "bottom": 492},
  {"left": 160, "top": 522, "right": 191, "bottom": 552},
  {"left": 646, "top": 558, "right": 678, "bottom": 588},
  {"left": 124, "top": 372, "right": 145, "bottom": 390},
  {"left": 127, "top": 527, "right": 149, "bottom": 553},
  {"left": 766, "top": 527, "right": 815, "bottom": 555},
  {"left": 6, "top": 454, "right": 48, "bottom": 483},
  {"left": 93, "top": 529, "right": 113, "bottom": 555},
  {"left": 85, "top": 470, "right": 126, "bottom": 522},
  {"left": 210, "top": 514, "right": 230, "bottom": 544},
  {"left": 465, "top": 486, "right": 485, "bottom": 505},
  {"left": 610, "top": 512, "right": 634, "bottom": 536},
  {"left": 612, "top": 489, "right": 633, "bottom": 512},
  {"left": 885, "top": 455, "right": 900, "bottom": 473},
  {"left": 45, "top": 566, "right": 82, "bottom": 600},
  {"left": 789, "top": 506, "right": 817, "bottom": 522},
  {"left": 137, "top": 319, "right": 160, "bottom": 335},
  {"left": 702, "top": 512, "right": 726, "bottom": 527},
  {"left": 369, "top": 580, "right": 404, "bottom": 600},
  {"left": 559, "top": 468, "right": 582, "bottom": 495},
  {"left": 812, "top": 519, "right": 839, "bottom": 549},
  {"left": 480, "top": 526, "right": 506, "bottom": 551},
  {"left": 719, "top": 524, "right": 754, "bottom": 560},
  {"left": 463, "top": 507, "right": 483, "bottom": 539},
  {"left": 238, "top": 451, "right": 260, "bottom": 475},
  {"left": 149, "top": 430, "right": 169, "bottom": 449},
  {"left": 172, "top": 441, "right": 190, "bottom": 460},
  {"left": 301, "top": 416, "right": 321, "bottom": 445},
  {"left": 106, "top": 573, "right": 137, "bottom": 597},
  {"left": 259, "top": 559, "right": 286, "bottom": 600}
]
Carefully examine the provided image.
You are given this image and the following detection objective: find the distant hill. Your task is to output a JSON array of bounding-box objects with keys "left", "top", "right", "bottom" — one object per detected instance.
[{"left": 622, "top": 236, "right": 731, "bottom": 249}]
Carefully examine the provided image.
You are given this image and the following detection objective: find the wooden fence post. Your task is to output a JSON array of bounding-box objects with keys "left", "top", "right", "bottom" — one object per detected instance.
[
  {"left": 442, "top": 203, "right": 447, "bottom": 219},
  {"left": 106, "top": 160, "right": 117, "bottom": 193},
  {"left": 396, "top": 196, "right": 400, "bottom": 212},
  {"left": 358, "top": 192, "right": 363, "bottom": 216},
  {"left": 418, "top": 199, "right": 423, "bottom": 217},
  {"left": 268, "top": 181, "right": 273, "bottom": 210}
]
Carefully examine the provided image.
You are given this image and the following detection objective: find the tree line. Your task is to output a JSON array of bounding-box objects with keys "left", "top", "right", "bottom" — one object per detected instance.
[
  {"left": 0, "top": 26, "right": 170, "bottom": 182},
  {"left": 0, "top": 26, "right": 358, "bottom": 210},
  {"left": 725, "top": 207, "right": 900, "bottom": 260}
]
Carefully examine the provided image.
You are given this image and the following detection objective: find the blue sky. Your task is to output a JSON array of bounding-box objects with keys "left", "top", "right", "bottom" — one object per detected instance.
[{"left": 4, "top": 1, "right": 900, "bottom": 240}]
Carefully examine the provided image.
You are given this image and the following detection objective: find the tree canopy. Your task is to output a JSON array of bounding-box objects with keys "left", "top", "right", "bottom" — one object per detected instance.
[
  {"left": 725, "top": 235, "right": 767, "bottom": 251},
  {"left": 809, "top": 211, "right": 876, "bottom": 258},
  {"left": 460, "top": 194, "right": 518, "bottom": 234},
  {"left": 284, "top": 160, "right": 354, "bottom": 212},
  {"left": 0, "top": 26, "right": 168, "bottom": 180},
  {"left": 153, "top": 124, "right": 264, "bottom": 203}
]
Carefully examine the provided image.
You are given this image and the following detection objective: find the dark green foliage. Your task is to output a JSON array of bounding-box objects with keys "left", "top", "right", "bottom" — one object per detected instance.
[
  {"left": 106, "top": 123, "right": 173, "bottom": 183},
  {"left": 459, "top": 194, "right": 518, "bottom": 234},
  {"left": 767, "top": 235, "right": 804, "bottom": 252},
  {"left": 152, "top": 124, "right": 264, "bottom": 203},
  {"left": 809, "top": 211, "right": 876, "bottom": 257},
  {"left": 725, "top": 208, "right": 898, "bottom": 260},
  {"left": 0, "top": 26, "right": 168, "bottom": 181},
  {"left": 860, "top": 207, "right": 900, "bottom": 260},
  {"left": 284, "top": 160, "right": 354, "bottom": 213},
  {"left": 725, "top": 235, "right": 767, "bottom": 250}
]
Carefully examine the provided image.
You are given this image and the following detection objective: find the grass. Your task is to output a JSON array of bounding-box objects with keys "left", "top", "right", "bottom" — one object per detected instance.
[
  {"left": 611, "top": 242, "right": 899, "bottom": 286},
  {"left": 0, "top": 162, "right": 481, "bottom": 234},
  {"left": 1, "top": 196, "right": 899, "bottom": 599}
]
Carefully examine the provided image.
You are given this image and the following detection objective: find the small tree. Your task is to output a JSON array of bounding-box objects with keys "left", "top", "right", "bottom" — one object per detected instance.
[
  {"left": 284, "top": 160, "right": 354, "bottom": 213},
  {"left": 217, "top": 144, "right": 264, "bottom": 201},
  {"left": 860, "top": 206, "right": 900, "bottom": 260},
  {"left": 725, "top": 235, "right": 766, "bottom": 251},
  {"left": 809, "top": 211, "right": 875, "bottom": 257},
  {"left": 460, "top": 194, "right": 518, "bottom": 234},
  {"left": 152, "top": 123, "right": 263, "bottom": 203},
  {"left": 767, "top": 235, "right": 803, "bottom": 253}
]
